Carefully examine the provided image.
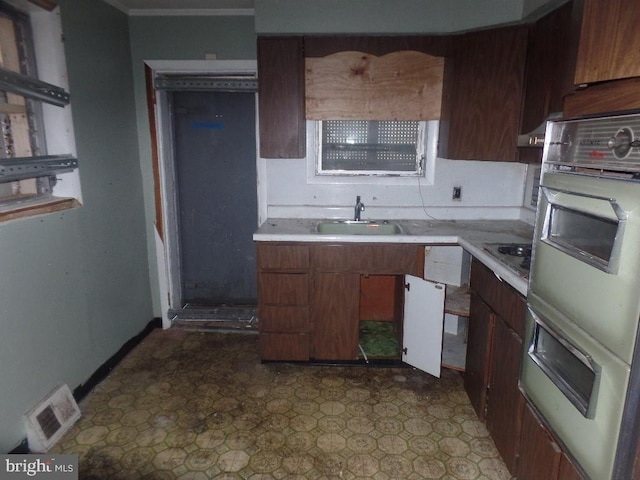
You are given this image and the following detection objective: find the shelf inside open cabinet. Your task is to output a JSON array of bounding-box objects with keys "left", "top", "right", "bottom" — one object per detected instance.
[
  {"left": 442, "top": 284, "right": 471, "bottom": 372},
  {"left": 445, "top": 284, "right": 471, "bottom": 316}
]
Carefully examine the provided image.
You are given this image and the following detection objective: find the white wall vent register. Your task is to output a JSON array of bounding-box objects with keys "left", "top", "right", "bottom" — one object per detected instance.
[{"left": 25, "top": 384, "right": 81, "bottom": 453}]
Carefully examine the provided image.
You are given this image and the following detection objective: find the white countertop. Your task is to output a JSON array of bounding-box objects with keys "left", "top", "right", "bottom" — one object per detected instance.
[{"left": 254, "top": 218, "right": 534, "bottom": 295}]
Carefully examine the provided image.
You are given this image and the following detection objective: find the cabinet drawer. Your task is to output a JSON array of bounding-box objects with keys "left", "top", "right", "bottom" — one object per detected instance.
[
  {"left": 470, "top": 258, "right": 525, "bottom": 337},
  {"left": 257, "top": 243, "right": 309, "bottom": 270},
  {"left": 259, "top": 305, "right": 309, "bottom": 333},
  {"left": 259, "top": 273, "right": 309, "bottom": 305},
  {"left": 260, "top": 333, "right": 309, "bottom": 361},
  {"left": 311, "top": 244, "right": 423, "bottom": 274}
]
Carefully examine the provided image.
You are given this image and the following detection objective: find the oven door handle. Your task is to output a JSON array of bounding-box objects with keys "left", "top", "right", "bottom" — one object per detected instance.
[
  {"left": 538, "top": 185, "right": 627, "bottom": 274},
  {"left": 527, "top": 306, "right": 597, "bottom": 369},
  {"left": 527, "top": 305, "right": 602, "bottom": 418},
  {"left": 539, "top": 184, "right": 626, "bottom": 220}
]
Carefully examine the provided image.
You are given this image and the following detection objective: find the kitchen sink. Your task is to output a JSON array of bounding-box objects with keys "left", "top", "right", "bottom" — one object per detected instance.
[{"left": 315, "top": 220, "right": 403, "bottom": 235}]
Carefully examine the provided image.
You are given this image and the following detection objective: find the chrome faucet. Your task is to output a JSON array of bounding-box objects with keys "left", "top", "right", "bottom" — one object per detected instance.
[{"left": 354, "top": 195, "right": 365, "bottom": 221}]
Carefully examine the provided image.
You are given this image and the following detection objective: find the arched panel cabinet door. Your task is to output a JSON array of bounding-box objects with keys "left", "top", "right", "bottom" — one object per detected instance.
[{"left": 402, "top": 274, "right": 445, "bottom": 378}]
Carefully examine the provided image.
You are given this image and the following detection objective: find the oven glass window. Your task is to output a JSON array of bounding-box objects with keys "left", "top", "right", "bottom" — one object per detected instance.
[
  {"left": 547, "top": 205, "right": 618, "bottom": 267},
  {"left": 529, "top": 321, "right": 599, "bottom": 417}
]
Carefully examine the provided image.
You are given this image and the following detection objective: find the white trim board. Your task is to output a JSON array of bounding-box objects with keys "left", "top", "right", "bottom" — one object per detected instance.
[
  {"left": 129, "top": 8, "right": 254, "bottom": 15},
  {"left": 145, "top": 60, "right": 257, "bottom": 75},
  {"left": 101, "top": 1, "right": 254, "bottom": 16}
]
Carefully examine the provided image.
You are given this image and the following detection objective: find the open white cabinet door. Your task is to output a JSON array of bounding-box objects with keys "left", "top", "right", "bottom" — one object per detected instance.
[{"left": 402, "top": 274, "right": 445, "bottom": 378}]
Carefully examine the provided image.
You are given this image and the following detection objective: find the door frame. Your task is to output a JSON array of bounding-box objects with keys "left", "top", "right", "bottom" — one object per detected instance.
[{"left": 146, "top": 60, "right": 261, "bottom": 328}]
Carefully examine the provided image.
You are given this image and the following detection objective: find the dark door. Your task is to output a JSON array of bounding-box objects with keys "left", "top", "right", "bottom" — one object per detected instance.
[
  {"left": 464, "top": 292, "right": 495, "bottom": 422},
  {"left": 486, "top": 316, "right": 524, "bottom": 474},
  {"left": 311, "top": 272, "right": 360, "bottom": 360},
  {"left": 172, "top": 91, "right": 257, "bottom": 306}
]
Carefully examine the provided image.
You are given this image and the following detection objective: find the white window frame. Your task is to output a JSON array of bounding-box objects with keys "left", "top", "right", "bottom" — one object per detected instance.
[
  {"left": 0, "top": 1, "right": 80, "bottom": 220},
  {"left": 307, "top": 120, "right": 438, "bottom": 186},
  {"left": 316, "top": 119, "right": 427, "bottom": 177}
]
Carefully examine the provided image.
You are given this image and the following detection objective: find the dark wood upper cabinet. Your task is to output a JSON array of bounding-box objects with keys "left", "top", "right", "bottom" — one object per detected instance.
[
  {"left": 564, "top": 77, "right": 640, "bottom": 118},
  {"left": 257, "top": 36, "right": 306, "bottom": 159},
  {"left": 259, "top": 0, "right": 640, "bottom": 161},
  {"left": 439, "top": 26, "right": 529, "bottom": 161},
  {"left": 574, "top": 0, "right": 640, "bottom": 85},
  {"left": 563, "top": 0, "right": 640, "bottom": 118},
  {"left": 522, "top": 0, "right": 581, "bottom": 132},
  {"left": 519, "top": 1, "right": 581, "bottom": 163}
]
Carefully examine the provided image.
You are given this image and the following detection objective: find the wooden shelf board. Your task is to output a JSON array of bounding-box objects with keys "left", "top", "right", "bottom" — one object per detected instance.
[{"left": 445, "top": 284, "right": 470, "bottom": 317}]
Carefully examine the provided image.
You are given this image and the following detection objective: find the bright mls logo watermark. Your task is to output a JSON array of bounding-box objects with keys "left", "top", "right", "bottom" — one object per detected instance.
[{"left": 1, "top": 455, "right": 77, "bottom": 480}]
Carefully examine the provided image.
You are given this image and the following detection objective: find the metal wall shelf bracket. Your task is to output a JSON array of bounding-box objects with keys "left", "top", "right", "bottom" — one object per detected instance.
[
  {"left": 0, "top": 154, "right": 78, "bottom": 182},
  {"left": 154, "top": 75, "right": 258, "bottom": 92},
  {"left": 0, "top": 66, "right": 70, "bottom": 107}
]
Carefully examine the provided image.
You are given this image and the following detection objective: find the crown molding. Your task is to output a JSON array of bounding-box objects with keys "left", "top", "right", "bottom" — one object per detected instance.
[
  {"left": 101, "top": 1, "right": 254, "bottom": 16},
  {"left": 101, "top": 0, "right": 129, "bottom": 13},
  {"left": 129, "top": 7, "right": 254, "bottom": 16}
]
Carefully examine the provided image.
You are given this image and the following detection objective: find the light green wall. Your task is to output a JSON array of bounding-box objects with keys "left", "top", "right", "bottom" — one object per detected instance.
[
  {"left": 255, "top": 0, "right": 566, "bottom": 33},
  {"left": 128, "top": 15, "right": 256, "bottom": 316},
  {"left": 0, "top": 0, "right": 152, "bottom": 452},
  {"left": 255, "top": 0, "right": 523, "bottom": 33},
  {"left": 523, "top": 0, "right": 565, "bottom": 17}
]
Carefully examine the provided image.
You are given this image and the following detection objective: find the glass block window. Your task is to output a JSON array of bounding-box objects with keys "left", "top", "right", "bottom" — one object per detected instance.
[{"left": 317, "top": 120, "right": 425, "bottom": 176}]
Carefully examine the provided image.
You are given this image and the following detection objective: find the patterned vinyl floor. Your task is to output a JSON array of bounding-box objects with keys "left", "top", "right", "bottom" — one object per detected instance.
[{"left": 53, "top": 328, "right": 512, "bottom": 479}]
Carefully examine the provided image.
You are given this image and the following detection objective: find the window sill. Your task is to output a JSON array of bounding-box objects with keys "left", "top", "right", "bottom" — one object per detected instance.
[{"left": 0, "top": 196, "right": 80, "bottom": 223}]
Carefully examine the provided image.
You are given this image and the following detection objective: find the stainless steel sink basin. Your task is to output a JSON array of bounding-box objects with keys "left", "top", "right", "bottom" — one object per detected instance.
[{"left": 315, "top": 220, "right": 402, "bottom": 235}]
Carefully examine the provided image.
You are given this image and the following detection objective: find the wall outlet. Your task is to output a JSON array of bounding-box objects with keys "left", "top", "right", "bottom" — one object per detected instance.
[{"left": 452, "top": 186, "right": 462, "bottom": 201}]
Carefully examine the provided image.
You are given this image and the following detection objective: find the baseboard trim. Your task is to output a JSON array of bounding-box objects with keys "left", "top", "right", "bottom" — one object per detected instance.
[
  {"left": 72, "top": 318, "right": 161, "bottom": 401},
  {"left": 8, "top": 317, "right": 161, "bottom": 454}
]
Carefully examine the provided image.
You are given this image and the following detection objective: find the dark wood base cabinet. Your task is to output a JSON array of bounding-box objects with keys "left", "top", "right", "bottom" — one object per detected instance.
[
  {"left": 311, "top": 272, "right": 360, "bottom": 360},
  {"left": 465, "top": 258, "right": 585, "bottom": 479},
  {"left": 464, "top": 293, "right": 494, "bottom": 422},
  {"left": 257, "top": 243, "right": 311, "bottom": 361},
  {"left": 464, "top": 258, "right": 525, "bottom": 475},
  {"left": 518, "top": 402, "right": 584, "bottom": 480},
  {"left": 518, "top": 402, "right": 562, "bottom": 480},
  {"left": 486, "top": 316, "right": 525, "bottom": 472},
  {"left": 256, "top": 242, "right": 424, "bottom": 362},
  {"left": 260, "top": 333, "right": 309, "bottom": 361}
]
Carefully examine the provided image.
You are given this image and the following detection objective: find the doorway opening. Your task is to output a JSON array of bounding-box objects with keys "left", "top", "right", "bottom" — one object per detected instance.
[{"left": 150, "top": 62, "right": 260, "bottom": 330}]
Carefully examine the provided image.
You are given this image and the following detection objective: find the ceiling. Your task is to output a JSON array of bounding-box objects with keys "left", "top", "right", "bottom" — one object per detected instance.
[{"left": 104, "top": 0, "right": 255, "bottom": 14}]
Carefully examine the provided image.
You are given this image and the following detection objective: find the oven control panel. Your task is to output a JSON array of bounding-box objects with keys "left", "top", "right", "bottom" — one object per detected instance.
[{"left": 544, "top": 113, "right": 640, "bottom": 174}]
